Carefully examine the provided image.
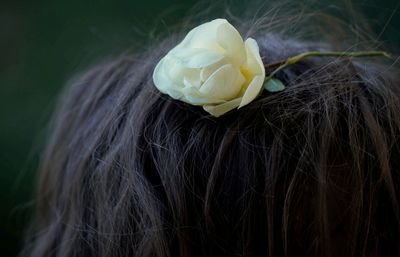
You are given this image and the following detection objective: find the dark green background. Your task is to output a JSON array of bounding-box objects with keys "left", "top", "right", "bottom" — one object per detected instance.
[{"left": 1, "top": 0, "right": 399, "bottom": 256}]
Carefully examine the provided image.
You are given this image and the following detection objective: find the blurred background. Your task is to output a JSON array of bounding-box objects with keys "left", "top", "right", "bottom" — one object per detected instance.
[{"left": 0, "top": 0, "right": 399, "bottom": 256}]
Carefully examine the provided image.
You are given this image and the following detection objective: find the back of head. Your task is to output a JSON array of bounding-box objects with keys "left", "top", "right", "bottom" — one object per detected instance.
[{"left": 25, "top": 4, "right": 400, "bottom": 257}]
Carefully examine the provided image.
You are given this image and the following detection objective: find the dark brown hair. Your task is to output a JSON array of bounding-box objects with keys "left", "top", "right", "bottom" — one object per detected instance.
[{"left": 24, "top": 6, "right": 400, "bottom": 257}]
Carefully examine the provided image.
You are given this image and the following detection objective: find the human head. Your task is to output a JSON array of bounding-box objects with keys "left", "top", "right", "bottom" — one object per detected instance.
[{"left": 25, "top": 8, "right": 400, "bottom": 257}]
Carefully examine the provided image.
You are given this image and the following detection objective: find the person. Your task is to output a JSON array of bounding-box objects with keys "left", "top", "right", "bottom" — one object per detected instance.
[{"left": 23, "top": 6, "right": 400, "bottom": 257}]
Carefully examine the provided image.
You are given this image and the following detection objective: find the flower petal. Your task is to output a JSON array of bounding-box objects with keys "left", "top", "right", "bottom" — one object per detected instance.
[
  {"left": 175, "top": 49, "right": 225, "bottom": 68},
  {"left": 217, "top": 22, "right": 246, "bottom": 67},
  {"left": 153, "top": 57, "right": 183, "bottom": 99},
  {"left": 183, "top": 89, "right": 225, "bottom": 105},
  {"left": 199, "top": 64, "right": 245, "bottom": 100},
  {"left": 238, "top": 75, "right": 265, "bottom": 108},
  {"left": 243, "top": 38, "right": 265, "bottom": 76},
  {"left": 203, "top": 97, "right": 242, "bottom": 117},
  {"left": 200, "top": 59, "right": 225, "bottom": 82},
  {"left": 164, "top": 56, "right": 189, "bottom": 84},
  {"left": 187, "top": 19, "right": 227, "bottom": 50}
]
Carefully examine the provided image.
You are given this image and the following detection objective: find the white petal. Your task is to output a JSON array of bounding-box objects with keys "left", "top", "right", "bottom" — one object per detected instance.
[
  {"left": 243, "top": 38, "right": 265, "bottom": 76},
  {"left": 238, "top": 75, "right": 265, "bottom": 108},
  {"left": 199, "top": 64, "right": 245, "bottom": 100},
  {"left": 187, "top": 19, "right": 228, "bottom": 50},
  {"left": 174, "top": 24, "right": 202, "bottom": 49},
  {"left": 162, "top": 55, "right": 203, "bottom": 89},
  {"left": 179, "top": 86, "right": 223, "bottom": 105},
  {"left": 164, "top": 57, "right": 188, "bottom": 84},
  {"left": 183, "top": 77, "right": 199, "bottom": 89},
  {"left": 216, "top": 22, "right": 246, "bottom": 67},
  {"left": 153, "top": 57, "right": 183, "bottom": 99},
  {"left": 203, "top": 97, "right": 242, "bottom": 117},
  {"left": 172, "top": 49, "right": 225, "bottom": 68},
  {"left": 200, "top": 59, "right": 226, "bottom": 82}
]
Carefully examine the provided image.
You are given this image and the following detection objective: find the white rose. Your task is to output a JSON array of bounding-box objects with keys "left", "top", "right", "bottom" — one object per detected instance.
[{"left": 152, "top": 18, "right": 265, "bottom": 117}]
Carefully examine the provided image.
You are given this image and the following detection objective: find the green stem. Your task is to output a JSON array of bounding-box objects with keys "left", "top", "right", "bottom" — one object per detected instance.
[
  {"left": 287, "top": 51, "right": 390, "bottom": 64},
  {"left": 265, "top": 50, "right": 390, "bottom": 80}
]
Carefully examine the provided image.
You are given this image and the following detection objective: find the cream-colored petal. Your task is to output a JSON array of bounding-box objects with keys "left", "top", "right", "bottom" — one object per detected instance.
[
  {"left": 185, "top": 95, "right": 224, "bottom": 105},
  {"left": 199, "top": 64, "right": 245, "bottom": 100},
  {"left": 153, "top": 58, "right": 184, "bottom": 99},
  {"left": 153, "top": 58, "right": 173, "bottom": 91},
  {"left": 183, "top": 77, "right": 198, "bottom": 89},
  {"left": 180, "top": 86, "right": 224, "bottom": 105},
  {"left": 238, "top": 75, "right": 265, "bottom": 108},
  {"left": 164, "top": 57, "right": 188, "bottom": 85},
  {"left": 188, "top": 19, "right": 228, "bottom": 50},
  {"left": 164, "top": 55, "right": 203, "bottom": 88},
  {"left": 174, "top": 23, "right": 201, "bottom": 49},
  {"left": 243, "top": 38, "right": 265, "bottom": 76},
  {"left": 216, "top": 22, "right": 246, "bottom": 67},
  {"left": 173, "top": 19, "right": 226, "bottom": 49},
  {"left": 181, "top": 50, "right": 225, "bottom": 68},
  {"left": 199, "top": 59, "right": 226, "bottom": 82},
  {"left": 203, "top": 97, "right": 242, "bottom": 117},
  {"left": 186, "top": 95, "right": 224, "bottom": 106}
]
